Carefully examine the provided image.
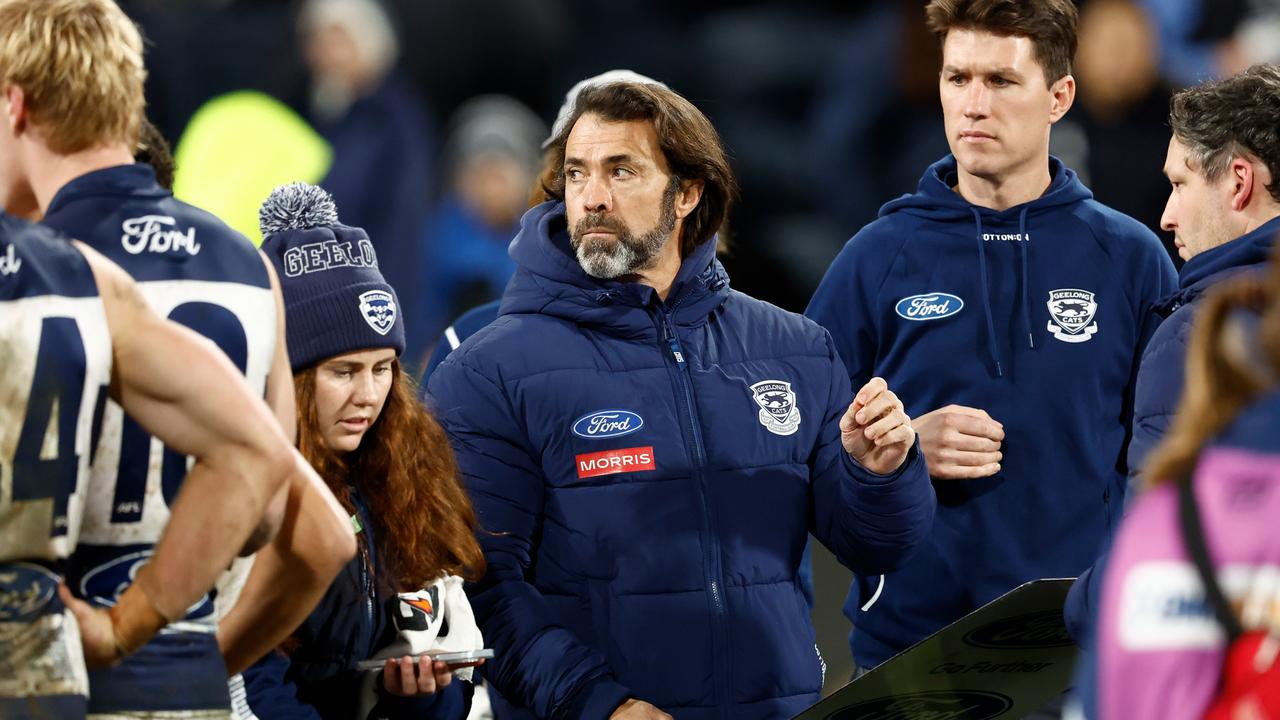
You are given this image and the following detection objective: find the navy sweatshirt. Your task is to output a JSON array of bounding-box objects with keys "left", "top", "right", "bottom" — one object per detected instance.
[{"left": 806, "top": 155, "right": 1177, "bottom": 667}]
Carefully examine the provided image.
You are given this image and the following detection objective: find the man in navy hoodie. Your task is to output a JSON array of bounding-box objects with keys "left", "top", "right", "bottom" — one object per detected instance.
[
  {"left": 426, "top": 81, "right": 935, "bottom": 719},
  {"left": 806, "top": 0, "right": 1177, "bottom": 674}
]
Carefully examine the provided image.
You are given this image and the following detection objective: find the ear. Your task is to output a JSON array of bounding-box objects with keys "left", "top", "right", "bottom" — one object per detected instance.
[
  {"left": 1227, "top": 155, "right": 1257, "bottom": 212},
  {"left": 674, "top": 178, "right": 704, "bottom": 221},
  {"left": 1047, "top": 74, "right": 1076, "bottom": 124},
  {"left": 4, "top": 84, "right": 28, "bottom": 134}
]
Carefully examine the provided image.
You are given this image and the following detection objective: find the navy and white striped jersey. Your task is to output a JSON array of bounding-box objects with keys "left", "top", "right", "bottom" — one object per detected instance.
[
  {"left": 0, "top": 212, "right": 112, "bottom": 715},
  {"left": 43, "top": 164, "right": 277, "bottom": 717}
]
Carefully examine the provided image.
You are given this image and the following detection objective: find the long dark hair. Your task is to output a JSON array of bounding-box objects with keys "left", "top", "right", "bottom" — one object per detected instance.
[{"left": 295, "top": 359, "right": 484, "bottom": 587}]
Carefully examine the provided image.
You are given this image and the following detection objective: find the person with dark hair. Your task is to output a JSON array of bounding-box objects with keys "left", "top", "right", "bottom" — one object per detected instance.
[
  {"left": 133, "top": 118, "right": 175, "bottom": 191},
  {"left": 242, "top": 183, "right": 486, "bottom": 720},
  {"left": 1064, "top": 60, "right": 1280, "bottom": 684},
  {"left": 1130, "top": 64, "right": 1280, "bottom": 473},
  {"left": 425, "top": 80, "right": 934, "bottom": 719},
  {"left": 805, "top": 0, "right": 1177, "bottom": 679},
  {"left": 1081, "top": 244, "right": 1280, "bottom": 719}
]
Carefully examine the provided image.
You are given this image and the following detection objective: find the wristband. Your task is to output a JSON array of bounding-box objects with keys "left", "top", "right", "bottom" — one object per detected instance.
[{"left": 107, "top": 571, "right": 176, "bottom": 659}]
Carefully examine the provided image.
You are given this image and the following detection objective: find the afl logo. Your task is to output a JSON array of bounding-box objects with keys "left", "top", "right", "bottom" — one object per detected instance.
[
  {"left": 963, "top": 610, "right": 1074, "bottom": 649},
  {"left": 573, "top": 410, "right": 644, "bottom": 439},
  {"left": 827, "top": 690, "right": 1013, "bottom": 720},
  {"left": 0, "top": 562, "right": 60, "bottom": 622},
  {"left": 895, "top": 292, "right": 964, "bottom": 321}
]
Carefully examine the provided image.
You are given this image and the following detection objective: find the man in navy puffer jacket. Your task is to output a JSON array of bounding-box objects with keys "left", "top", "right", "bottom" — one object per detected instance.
[
  {"left": 1064, "top": 64, "right": 1280, "bottom": 655},
  {"left": 426, "top": 81, "right": 935, "bottom": 720}
]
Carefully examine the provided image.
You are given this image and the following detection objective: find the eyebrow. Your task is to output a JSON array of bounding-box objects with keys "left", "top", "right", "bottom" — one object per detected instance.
[
  {"left": 564, "top": 154, "right": 638, "bottom": 168},
  {"left": 942, "top": 64, "right": 1023, "bottom": 77}
]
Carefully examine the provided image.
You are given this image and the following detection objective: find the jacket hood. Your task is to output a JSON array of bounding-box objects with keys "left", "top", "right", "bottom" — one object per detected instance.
[
  {"left": 879, "top": 155, "right": 1092, "bottom": 222},
  {"left": 501, "top": 201, "right": 728, "bottom": 336}
]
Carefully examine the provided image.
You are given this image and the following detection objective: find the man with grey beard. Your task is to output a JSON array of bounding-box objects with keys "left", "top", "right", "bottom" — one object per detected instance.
[{"left": 425, "top": 80, "right": 935, "bottom": 720}]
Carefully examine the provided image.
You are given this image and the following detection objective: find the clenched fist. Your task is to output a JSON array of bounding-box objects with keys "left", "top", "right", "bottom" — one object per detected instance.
[
  {"left": 913, "top": 404, "right": 1004, "bottom": 480},
  {"left": 840, "top": 377, "right": 915, "bottom": 475}
]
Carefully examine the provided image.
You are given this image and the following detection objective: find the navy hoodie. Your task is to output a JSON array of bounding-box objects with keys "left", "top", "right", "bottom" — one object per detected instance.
[
  {"left": 806, "top": 155, "right": 1176, "bottom": 668},
  {"left": 426, "top": 202, "right": 935, "bottom": 719}
]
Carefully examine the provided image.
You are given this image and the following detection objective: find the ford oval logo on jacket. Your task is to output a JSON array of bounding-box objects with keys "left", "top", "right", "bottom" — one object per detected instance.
[
  {"left": 573, "top": 410, "right": 644, "bottom": 439},
  {"left": 895, "top": 292, "right": 964, "bottom": 321}
]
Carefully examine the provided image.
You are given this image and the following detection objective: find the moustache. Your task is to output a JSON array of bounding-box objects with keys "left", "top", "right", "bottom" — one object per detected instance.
[{"left": 574, "top": 213, "right": 628, "bottom": 239}]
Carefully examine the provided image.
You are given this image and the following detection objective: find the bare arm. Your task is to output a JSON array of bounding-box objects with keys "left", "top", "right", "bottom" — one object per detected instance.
[
  {"left": 219, "top": 449, "right": 354, "bottom": 674},
  {"left": 70, "top": 243, "right": 294, "bottom": 664},
  {"left": 218, "top": 252, "right": 356, "bottom": 675},
  {"left": 239, "top": 255, "right": 296, "bottom": 555}
]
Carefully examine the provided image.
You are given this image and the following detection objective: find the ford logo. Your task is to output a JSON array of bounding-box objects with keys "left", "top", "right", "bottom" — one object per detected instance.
[
  {"left": 0, "top": 562, "right": 60, "bottom": 622},
  {"left": 80, "top": 551, "right": 213, "bottom": 620},
  {"left": 827, "top": 690, "right": 1013, "bottom": 720},
  {"left": 572, "top": 410, "right": 644, "bottom": 439},
  {"left": 963, "top": 610, "right": 1074, "bottom": 649},
  {"left": 895, "top": 292, "right": 964, "bottom": 321}
]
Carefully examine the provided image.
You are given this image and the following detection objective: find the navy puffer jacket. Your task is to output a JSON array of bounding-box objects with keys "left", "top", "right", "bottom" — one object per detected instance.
[
  {"left": 1127, "top": 215, "right": 1279, "bottom": 474},
  {"left": 426, "top": 202, "right": 935, "bottom": 720}
]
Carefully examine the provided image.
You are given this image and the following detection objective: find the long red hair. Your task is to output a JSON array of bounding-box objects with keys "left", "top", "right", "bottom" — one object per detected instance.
[{"left": 294, "top": 360, "right": 484, "bottom": 588}]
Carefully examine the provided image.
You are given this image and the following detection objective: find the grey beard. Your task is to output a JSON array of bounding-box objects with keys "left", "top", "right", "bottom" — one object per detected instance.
[
  {"left": 571, "top": 183, "right": 678, "bottom": 279},
  {"left": 574, "top": 226, "right": 667, "bottom": 279}
]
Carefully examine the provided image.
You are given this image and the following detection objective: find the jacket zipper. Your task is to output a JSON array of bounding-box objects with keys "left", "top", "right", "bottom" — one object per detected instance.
[
  {"left": 351, "top": 487, "right": 376, "bottom": 632},
  {"left": 658, "top": 307, "right": 731, "bottom": 718}
]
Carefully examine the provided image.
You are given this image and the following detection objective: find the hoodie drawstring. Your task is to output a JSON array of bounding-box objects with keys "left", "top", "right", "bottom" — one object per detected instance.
[
  {"left": 971, "top": 208, "right": 1004, "bottom": 377},
  {"left": 1017, "top": 206, "right": 1034, "bottom": 350}
]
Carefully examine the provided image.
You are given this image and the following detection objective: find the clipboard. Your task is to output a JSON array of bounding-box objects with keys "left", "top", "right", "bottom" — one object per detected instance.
[{"left": 794, "top": 578, "right": 1079, "bottom": 719}]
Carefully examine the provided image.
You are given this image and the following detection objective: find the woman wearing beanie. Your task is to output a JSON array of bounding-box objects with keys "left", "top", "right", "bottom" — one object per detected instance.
[{"left": 241, "top": 183, "right": 486, "bottom": 720}]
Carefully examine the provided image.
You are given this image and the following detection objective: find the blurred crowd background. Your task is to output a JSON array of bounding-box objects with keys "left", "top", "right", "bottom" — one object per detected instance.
[
  {"left": 121, "top": 0, "right": 1280, "bottom": 366},
  {"left": 117, "top": 0, "right": 1280, "bottom": 688}
]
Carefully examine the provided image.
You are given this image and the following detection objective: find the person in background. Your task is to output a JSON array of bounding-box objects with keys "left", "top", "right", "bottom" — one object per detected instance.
[
  {"left": 301, "top": 0, "right": 434, "bottom": 340},
  {"left": 243, "top": 183, "right": 485, "bottom": 720},
  {"left": 409, "top": 95, "right": 544, "bottom": 369}
]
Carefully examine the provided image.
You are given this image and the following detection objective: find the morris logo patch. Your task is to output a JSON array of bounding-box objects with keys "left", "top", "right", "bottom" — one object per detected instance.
[
  {"left": 895, "top": 292, "right": 964, "bottom": 321},
  {"left": 575, "top": 447, "right": 655, "bottom": 479},
  {"left": 751, "top": 380, "right": 801, "bottom": 436},
  {"left": 358, "top": 289, "right": 397, "bottom": 335},
  {"left": 572, "top": 410, "right": 644, "bottom": 439},
  {"left": 1046, "top": 289, "right": 1099, "bottom": 343}
]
